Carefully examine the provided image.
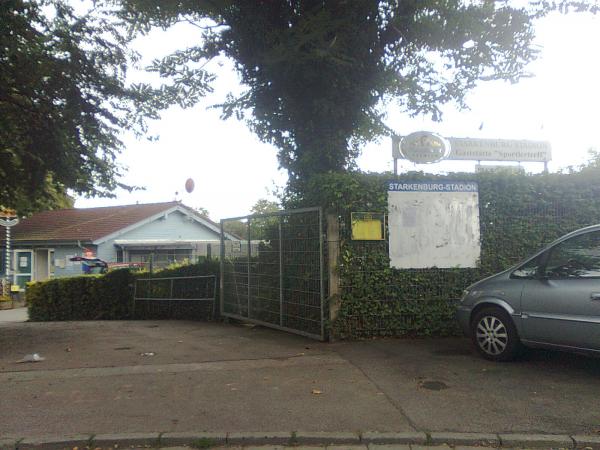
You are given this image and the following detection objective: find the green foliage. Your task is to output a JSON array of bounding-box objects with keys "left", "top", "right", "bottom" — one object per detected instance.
[
  {"left": 222, "top": 198, "right": 280, "bottom": 239},
  {"left": 284, "top": 167, "right": 600, "bottom": 338},
  {"left": 118, "top": 0, "right": 597, "bottom": 194},
  {"left": 0, "top": 0, "right": 186, "bottom": 211},
  {"left": 28, "top": 269, "right": 135, "bottom": 321},
  {"left": 27, "top": 261, "right": 219, "bottom": 322}
]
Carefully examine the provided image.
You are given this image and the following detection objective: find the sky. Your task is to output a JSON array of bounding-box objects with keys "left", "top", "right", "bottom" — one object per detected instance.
[{"left": 75, "top": 9, "right": 600, "bottom": 221}]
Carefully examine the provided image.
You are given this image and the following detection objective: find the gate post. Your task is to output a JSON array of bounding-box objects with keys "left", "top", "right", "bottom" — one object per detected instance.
[
  {"left": 279, "top": 216, "right": 284, "bottom": 327},
  {"left": 219, "top": 220, "right": 225, "bottom": 319},
  {"left": 326, "top": 213, "right": 341, "bottom": 341}
]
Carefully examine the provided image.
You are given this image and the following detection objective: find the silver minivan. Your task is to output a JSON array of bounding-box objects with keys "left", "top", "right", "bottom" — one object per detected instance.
[{"left": 456, "top": 224, "right": 600, "bottom": 361}]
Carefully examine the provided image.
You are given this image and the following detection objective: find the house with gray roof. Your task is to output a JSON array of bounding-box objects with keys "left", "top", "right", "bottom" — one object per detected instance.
[{"left": 1, "top": 202, "right": 237, "bottom": 289}]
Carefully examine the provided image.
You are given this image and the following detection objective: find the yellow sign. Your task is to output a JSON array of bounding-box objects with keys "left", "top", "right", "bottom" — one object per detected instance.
[{"left": 351, "top": 213, "right": 385, "bottom": 240}]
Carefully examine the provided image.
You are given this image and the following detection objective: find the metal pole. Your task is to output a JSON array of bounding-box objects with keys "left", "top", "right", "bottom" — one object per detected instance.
[
  {"left": 279, "top": 216, "right": 284, "bottom": 327},
  {"left": 4, "top": 225, "right": 10, "bottom": 297},
  {"left": 219, "top": 220, "right": 225, "bottom": 319},
  {"left": 212, "top": 274, "right": 217, "bottom": 320},
  {"left": 319, "top": 208, "right": 325, "bottom": 341},
  {"left": 247, "top": 220, "right": 251, "bottom": 319},
  {"left": 132, "top": 279, "right": 137, "bottom": 319},
  {"left": 1, "top": 216, "right": 18, "bottom": 297},
  {"left": 393, "top": 158, "right": 398, "bottom": 176},
  {"left": 169, "top": 278, "right": 174, "bottom": 318}
]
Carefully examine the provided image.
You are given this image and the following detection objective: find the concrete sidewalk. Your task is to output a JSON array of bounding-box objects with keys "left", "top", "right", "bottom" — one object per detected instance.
[
  {"left": 0, "top": 306, "right": 28, "bottom": 322},
  {"left": 1, "top": 320, "right": 599, "bottom": 441}
]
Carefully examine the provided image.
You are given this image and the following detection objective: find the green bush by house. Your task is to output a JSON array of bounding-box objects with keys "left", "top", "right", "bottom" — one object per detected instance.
[{"left": 27, "top": 260, "right": 219, "bottom": 321}]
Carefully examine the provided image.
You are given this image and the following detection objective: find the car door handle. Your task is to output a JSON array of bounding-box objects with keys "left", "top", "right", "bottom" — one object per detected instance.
[{"left": 591, "top": 293, "right": 600, "bottom": 301}]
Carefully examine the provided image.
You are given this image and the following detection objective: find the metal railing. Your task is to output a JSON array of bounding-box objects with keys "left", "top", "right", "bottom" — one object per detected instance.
[{"left": 133, "top": 275, "right": 217, "bottom": 320}]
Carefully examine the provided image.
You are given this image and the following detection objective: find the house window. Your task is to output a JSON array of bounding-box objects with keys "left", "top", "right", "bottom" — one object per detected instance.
[{"left": 128, "top": 249, "right": 192, "bottom": 266}]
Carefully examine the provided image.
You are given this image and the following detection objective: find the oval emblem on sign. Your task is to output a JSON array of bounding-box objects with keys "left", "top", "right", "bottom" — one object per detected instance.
[{"left": 400, "top": 131, "right": 450, "bottom": 164}]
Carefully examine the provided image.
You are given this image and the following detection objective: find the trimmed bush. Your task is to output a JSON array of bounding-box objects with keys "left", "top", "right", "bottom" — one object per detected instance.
[
  {"left": 27, "top": 262, "right": 219, "bottom": 322},
  {"left": 28, "top": 269, "right": 135, "bottom": 321}
]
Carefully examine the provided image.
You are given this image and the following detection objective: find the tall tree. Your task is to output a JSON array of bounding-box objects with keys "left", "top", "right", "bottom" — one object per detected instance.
[
  {"left": 0, "top": 0, "right": 197, "bottom": 213},
  {"left": 118, "top": 0, "right": 598, "bottom": 194}
]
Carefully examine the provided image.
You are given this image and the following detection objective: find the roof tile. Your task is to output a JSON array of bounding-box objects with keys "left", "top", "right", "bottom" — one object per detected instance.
[{"left": 9, "top": 202, "right": 180, "bottom": 243}]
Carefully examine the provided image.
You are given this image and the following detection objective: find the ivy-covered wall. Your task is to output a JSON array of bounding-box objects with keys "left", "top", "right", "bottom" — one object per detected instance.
[{"left": 286, "top": 166, "right": 600, "bottom": 338}]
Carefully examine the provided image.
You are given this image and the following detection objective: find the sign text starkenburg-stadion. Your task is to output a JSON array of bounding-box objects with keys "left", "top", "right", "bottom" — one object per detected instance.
[{"left": 388, "top": 182, "right": 479, "bottom": 192}]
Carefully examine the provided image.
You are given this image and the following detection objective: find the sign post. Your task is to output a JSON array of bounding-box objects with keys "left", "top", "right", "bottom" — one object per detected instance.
[
  {"left": 392, "top": 132, "right": 552, "bottom": 171},
  {"left": 0, "top": 209, "right": 19, "bottom": 298}
]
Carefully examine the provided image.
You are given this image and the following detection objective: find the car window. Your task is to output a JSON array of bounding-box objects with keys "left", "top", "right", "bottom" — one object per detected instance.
[
  {"left": 512, "top": 255, "right": 543, "bottom": 279},
  {"left": 544, "top": 230, "right": 600, "bottom": 279}
]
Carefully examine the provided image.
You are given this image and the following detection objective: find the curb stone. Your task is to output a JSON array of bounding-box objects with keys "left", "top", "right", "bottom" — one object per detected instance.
[
  {"left": 227, "top": 433, "right": 291, "bottom": 446},
  {"left": 572, "top": 435, "right": 600, "bottom": 449},
  {"left": 161, "top": 432, "right": 227, "bottom": 447},
  {"left": 94, "top": 432, "right": 162, "bottom": 448},
  {"left": 18, "top": 435, "right": 91, "bottom": 450},
  {"left": 294, "top": 432, "right": 361, "bottom": 445},
  {"left": 361, "top": 432, "right": 428, "bottom": 445},
  {"left": 367, "top": 445, "right": 411, "bottom": 449},
  {"left": 327, "top": 445, "right": 368, "bottom": 450},
  {"left": 499, "top": 433, "right": 574, "bottom": 448},
  {"left": 8, "top": 432, "right": 600, "bottom": 449},
  {"left": 429, "top": 432, "right": 500, "bottom": 447},
  {"left": 0, "top": 439, "right": 18, "bottom": 450},
  {"left": 411, "top": 446, "right": 451, "bottom": 450}
]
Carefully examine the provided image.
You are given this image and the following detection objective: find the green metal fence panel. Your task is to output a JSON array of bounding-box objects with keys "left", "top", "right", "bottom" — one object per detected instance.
[
  {"left": 220, "top": 207, "right": 325, "bottom": 340},
  {"left": 133, "top": 275, "right": 217, "bottom": 320}
]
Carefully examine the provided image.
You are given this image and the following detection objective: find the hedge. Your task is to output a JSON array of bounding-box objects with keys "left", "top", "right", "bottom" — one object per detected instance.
[
  {"left": 27, "top": 260, "right": 220, "bottom": 322},
  {"left": 284, "top": 164, "right": 600, "bottom": 338}
]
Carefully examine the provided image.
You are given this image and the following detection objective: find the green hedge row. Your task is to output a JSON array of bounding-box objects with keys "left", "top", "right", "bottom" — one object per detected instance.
[
  {"left": 284, "top": 164, "right": 600, "bottom": 338},
  {"left": 27, "top": 260, "right": 220, "bottom": 322}
]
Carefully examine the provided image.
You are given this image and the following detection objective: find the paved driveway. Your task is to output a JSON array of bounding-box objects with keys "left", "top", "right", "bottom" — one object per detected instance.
[{"left": 0, "top": 320, "right": 599, "bottom": 440}]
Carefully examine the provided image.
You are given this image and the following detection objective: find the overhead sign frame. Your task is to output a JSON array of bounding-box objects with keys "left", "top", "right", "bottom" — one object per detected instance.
[{"left": 392, "top": 132, "right": 552, "bottom": 173}]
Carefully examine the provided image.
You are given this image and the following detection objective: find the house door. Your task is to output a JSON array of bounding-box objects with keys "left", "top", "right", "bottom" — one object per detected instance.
[
  {"left": 34, "top": 249, "right": 50, "bottom": 282},
  {"left": 14, "top": 250, "right": 33, "bottom": 289}
]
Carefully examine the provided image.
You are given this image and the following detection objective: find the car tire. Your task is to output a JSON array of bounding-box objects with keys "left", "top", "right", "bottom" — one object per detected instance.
[{"left": 471, "top": 306, "right": 521, "bottom": 362}]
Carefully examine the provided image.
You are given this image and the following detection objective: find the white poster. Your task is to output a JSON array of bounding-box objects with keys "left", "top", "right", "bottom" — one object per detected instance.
[{"left": 388, "top": 181, "right": 481, "bottom": 269}]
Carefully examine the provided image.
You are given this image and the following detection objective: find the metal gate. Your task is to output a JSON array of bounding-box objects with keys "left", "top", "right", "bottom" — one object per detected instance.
[
  {"left": 220, "top": 207, "right": 325, "bottom": 340},
  {"left": 133, "top": 275, "right": 217, "bottom": 319}
]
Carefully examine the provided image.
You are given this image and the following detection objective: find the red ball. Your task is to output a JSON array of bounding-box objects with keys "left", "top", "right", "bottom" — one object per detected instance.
[{"left": 185, "top": 178, "right": 195, "bottom": 193}]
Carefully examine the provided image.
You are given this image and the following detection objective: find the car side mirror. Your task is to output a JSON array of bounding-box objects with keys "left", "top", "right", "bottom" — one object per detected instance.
[{"left": 535, "top": 269, "right": 549, "bottom": 281}]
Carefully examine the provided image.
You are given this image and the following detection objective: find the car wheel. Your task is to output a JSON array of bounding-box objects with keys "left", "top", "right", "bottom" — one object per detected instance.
[{"left": 471, "top": 306, "right": 520, "bottom": 362}]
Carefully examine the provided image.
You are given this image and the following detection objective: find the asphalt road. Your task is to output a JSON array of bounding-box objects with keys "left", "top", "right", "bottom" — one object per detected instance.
[{"left": 1, "top": 320, "right": 599, "bottom": 440}]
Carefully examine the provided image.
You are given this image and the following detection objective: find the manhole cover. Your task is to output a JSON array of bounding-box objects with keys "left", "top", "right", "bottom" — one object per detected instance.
[{"left": 420, "top": 380, "right": 449, "bottom": 391}]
